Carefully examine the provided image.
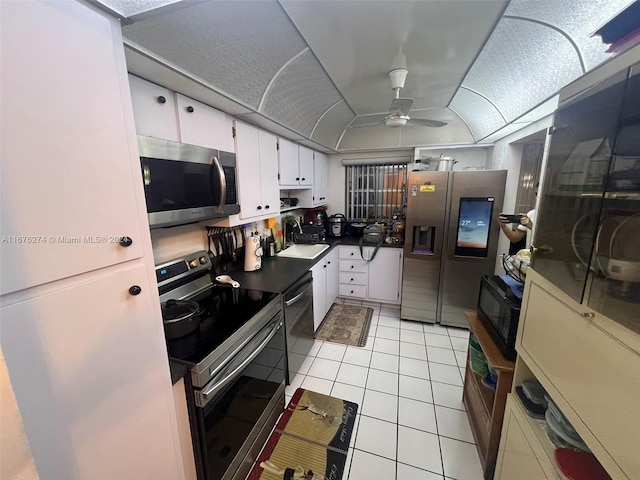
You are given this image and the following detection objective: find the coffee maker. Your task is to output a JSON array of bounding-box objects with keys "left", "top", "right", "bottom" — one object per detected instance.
[{"left": 304, "top": 207, "right": 328, "bottom": 235}]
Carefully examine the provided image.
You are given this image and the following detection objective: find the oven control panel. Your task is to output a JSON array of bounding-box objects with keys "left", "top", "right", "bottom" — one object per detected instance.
[{"left": 155, "top": 250, "right": 211, "bottom": 288}]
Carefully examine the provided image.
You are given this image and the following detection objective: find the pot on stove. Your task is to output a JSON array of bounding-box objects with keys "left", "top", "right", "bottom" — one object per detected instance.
[{"left": 161, "top": 298, "right": 203, "bottom": 340}]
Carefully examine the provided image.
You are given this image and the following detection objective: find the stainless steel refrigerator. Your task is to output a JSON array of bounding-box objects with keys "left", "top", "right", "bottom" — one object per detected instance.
[{"left": 401, "top": 170, "right": 507, "bottom": 328}]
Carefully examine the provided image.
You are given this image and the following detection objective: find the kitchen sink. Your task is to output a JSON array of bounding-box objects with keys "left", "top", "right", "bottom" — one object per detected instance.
[{"left": 276, "top": 243, "right": 330, "bottom": 260}]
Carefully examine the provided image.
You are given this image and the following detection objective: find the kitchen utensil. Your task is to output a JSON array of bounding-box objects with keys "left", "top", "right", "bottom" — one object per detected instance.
[
  {"left": 161, "top": 298, "right": 202, "bottom": 339},
  {"left": 349, "top": 221, "right": 367, "bottom": 237},
  {"left": 554, "top": 449, "right": 612, "bottom": 480},
  {"left": 244, "top": 235, "right": 263, "bottom": 271},
  {"left": 432, "top": 155, "right": 457, "bottom": 171},
  {"left": 215, "top": 275, "right": 240, "bottom": 288}
]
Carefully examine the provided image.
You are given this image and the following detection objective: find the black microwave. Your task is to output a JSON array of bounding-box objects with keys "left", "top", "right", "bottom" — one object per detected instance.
[
  {"left": 138, "top": 136, "right": 240, "bottom": 229},
  {"left": 477, "top": 274, "right": 522, "bottom": 360}
]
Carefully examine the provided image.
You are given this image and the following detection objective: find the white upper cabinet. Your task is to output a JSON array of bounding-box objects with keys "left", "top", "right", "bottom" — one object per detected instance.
[
  {"left": 235, "top": 122, "right": 280, "bottom": 220},
  {"left": 1, "top": 1, "right": 147, "bottom": 295},
  {"left": 175, "top": 93, "right": 234, "bottom": 152},
  {"left": 129, "top": 76, "right": 233, "bottom": 152},
  {"left": 312, "top": 151, "right": 329, "bottom": 206},
  {"left": 279, "top": 139, "right": 313, "bottom": 187},
  {"left": 128, "top": 75, "right": 179, "bottom": 142},
  {"left": 298, "top": 146, "right": 314, "bottom": 187}
]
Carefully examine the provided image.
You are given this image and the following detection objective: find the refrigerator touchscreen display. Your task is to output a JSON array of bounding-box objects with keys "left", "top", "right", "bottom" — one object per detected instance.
[{"left": 455, "top": 197, "right": 494, "bottom": 257}]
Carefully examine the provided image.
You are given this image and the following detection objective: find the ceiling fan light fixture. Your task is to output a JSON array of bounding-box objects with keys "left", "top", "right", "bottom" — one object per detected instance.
[
  {"left": 385, "top": 115, "right": 409, "bottom": 127},
  {"left": 388, "top": 68, "right": 408, "bottom": 90}
]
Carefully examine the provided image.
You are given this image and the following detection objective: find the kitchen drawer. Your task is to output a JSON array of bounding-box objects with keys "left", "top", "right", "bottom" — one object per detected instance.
[
  {"left": 339, "top": 260, "right": 368, "bottom": 273},
  {"left": 339, "top": 272, "right": 368, "bottom": 286},
  {"left": 339, "top": 246, "right": 362, "bottom": 260},
  {"left": 339, "top": 284, "right": 367, "bottom": 299}
]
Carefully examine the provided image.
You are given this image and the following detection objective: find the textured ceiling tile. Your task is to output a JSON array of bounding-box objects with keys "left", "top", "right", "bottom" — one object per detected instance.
[
  {"left": 311, "top": 101, "right": 355, "bottom": 150},
  {"left": 337, "top": 124, "right": 401, "bottom": 151},
  {"left": 96, "top": 0, "right": 179, "bottom": 18},
  {"left": 450, "top": 88, "right": 506, "bottom": 141},
  {"left": 122, "top": 0, "right": 307, "bottom": 109},
  {"left": 261, "top": 49, "right": 343, "bottom": 137},
  {"left": 462, "top": 18, "right": 583, "bottom": 122},
  {"left": 505, "top": 0, "right": 634, "bottom": 70},
  {"left": 399, "top": 125, "right": 475, "bottom": 148}
]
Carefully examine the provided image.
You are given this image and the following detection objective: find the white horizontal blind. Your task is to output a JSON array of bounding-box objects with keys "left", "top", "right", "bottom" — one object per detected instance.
[{"left": 345, "top": 163, "right": 408, "bottom": 221}]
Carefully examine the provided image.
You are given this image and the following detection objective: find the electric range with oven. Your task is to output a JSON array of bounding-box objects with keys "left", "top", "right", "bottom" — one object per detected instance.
[{"left": 156, "top": 251, "right": 285, "bottom": 480}]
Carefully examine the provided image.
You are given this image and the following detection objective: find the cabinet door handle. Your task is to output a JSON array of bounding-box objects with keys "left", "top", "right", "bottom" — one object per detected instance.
[
  {"left": 350, "top": 278, "right": 354, "bottom": 281},
  {"left": 350, "top": 290, "right": 354, "bottom": 294},
  {"left": 296, "top": 177, "right": 300, "bottom": 181},
  {"left": 265, "top": 205, "right": 270, "bottom": 209},
  {"left": 580, "top": 312, "right": 595, "bottom": 319},
  {"left": 301, "top": 177, "right": 305, "bottom": 181},
  {"left": 323, "top": 264, "right": 326, "bottom": 268},
  {"left": 128, "top": 285, "right": 142, "bottom": 296},
  {"left": 350, "top": 265, "right": 354, "bottom": 269},
  {"left": 186, "top": 105, "right": 194, "bottom": 113},
  {"left": 350, "top": 252, "right": 354, "bottom": 256},
  {"left": 257, "top": 205, "right": 262, "bottom": 210},
  {"left": 157, "top": 96, "right": 166, "bottom": 104},
  {"left": 119, "top": 236, "right": 133, "bottom": 247},
  {"left": 327, "top": 261, "right": 331, "bottom": 264}
]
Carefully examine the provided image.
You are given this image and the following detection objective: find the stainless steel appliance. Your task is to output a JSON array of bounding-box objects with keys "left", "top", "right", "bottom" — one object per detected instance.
[
  {"left": 282, "top": 272, "right": 314, "bottom": 384},
  {"left": 156, "top": 251, "right": 284, "bottom": 480},
  {"left": 139, "top": 136, "right": 240, "bottom": 229},
  {"left": 401, "top": 170, "right": 506, "bottom": 328},
  {"left": 328, "top": 213, "right": 347, "bottom": 237}
]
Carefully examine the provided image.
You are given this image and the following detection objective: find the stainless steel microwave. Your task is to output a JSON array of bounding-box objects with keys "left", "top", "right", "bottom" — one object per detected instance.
[{"left": 138, "top": 136, "right": 240, "bottom": 229}]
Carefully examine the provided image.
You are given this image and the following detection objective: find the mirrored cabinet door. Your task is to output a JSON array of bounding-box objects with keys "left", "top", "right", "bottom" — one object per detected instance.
[
  {"left": 585, "top": 65, "right": 640, "bottom": 334},
  {"left": 532, "top": 69, "right": 628, "bottom": 304}
]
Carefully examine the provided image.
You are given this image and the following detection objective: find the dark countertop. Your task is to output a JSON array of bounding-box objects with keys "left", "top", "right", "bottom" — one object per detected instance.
[{"left": 228, "top": 235, "right": 403, "bottom": 294}]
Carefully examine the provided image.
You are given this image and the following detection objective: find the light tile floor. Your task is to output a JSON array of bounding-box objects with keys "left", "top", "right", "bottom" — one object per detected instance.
[{"left": 284, "top": 299, "right": 484, "bottom": 480}]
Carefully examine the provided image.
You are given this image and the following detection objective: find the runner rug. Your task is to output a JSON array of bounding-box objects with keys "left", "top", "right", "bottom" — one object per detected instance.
[
  {"left": 247, "top": 388, "right": 359, "bottom": 480},
  {"left": 314, "top": 303, "right": 373, "bottom": 347}
]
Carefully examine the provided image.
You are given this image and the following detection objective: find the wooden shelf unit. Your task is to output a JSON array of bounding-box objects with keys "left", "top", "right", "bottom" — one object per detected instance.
[{"left": 463, "top": 311, "right": 515, "bottom": 479}]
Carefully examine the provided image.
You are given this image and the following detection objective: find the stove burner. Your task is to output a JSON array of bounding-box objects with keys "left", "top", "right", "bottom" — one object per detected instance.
[{"left": 165, "top": 285, "right": 277, "bottom": 365}]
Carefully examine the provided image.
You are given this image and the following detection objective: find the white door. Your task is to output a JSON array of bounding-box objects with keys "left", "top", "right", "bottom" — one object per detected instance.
[
  {"left": 1, "top": 0, "right": 145, "bottom": 294},
  {"left": 235, "top": 122, "right": 263, "bottom": 220},
  {"left": 325, "top": 249, "right": 339, "bottom": 309},
  {"left": 176, "top": 93, "right": 230, "bottom": 150},
  {"left": 128, "top": 74, "right": 180, "bottom": 141},
  {"left": 258, "top": 130, "right": 281, "bottom": 217},
  {"left": 310, "top": 262, "right": 327, "bottom": 331},
  {"left": 368, "top": 248, "right": 403, "bottom": 304},
  {"left": 278, "top": 137, "right": 300, "bottom": 186},
  {"left": 298, "top": 146, "right": 314, "bottom": 187},
  {"left": 0, "top": 263, "right": 182, "bottom": 479}
]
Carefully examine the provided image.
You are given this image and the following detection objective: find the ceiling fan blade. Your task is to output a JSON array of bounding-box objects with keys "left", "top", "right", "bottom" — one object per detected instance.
[
  {"left": 389, "top": 97, "right": 414, "bottom": 116},
  {"left": 347, "top": 121, "right": 384, "bottom": 129},
  {"left": 406, "top": 118, "right": 448, "bottom": 128}
]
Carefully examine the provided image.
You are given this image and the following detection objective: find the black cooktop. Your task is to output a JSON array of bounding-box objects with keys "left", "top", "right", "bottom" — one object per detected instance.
[{"left": 165, "top": 285, "right": 278, "bottom": 365}]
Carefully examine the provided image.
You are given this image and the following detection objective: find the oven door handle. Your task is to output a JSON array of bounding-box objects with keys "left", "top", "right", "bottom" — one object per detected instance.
[
  {"left": 285, "top": 281, "right": 312, "bottom": 307},
  {"left": 201, "top": 319, "right": 282, "bottom": 401}
]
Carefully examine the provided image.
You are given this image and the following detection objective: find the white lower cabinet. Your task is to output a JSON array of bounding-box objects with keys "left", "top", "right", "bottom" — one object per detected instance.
[
  {"left": 495, "top": 269, "right": 638, "bottom": 480},
  {"left": 338, "top": 246, "right": 403, "bottom": 305},
  {"left": 495, "top": 396, "right": 551, "bottom": 479},
  {"left": 310, "top": 248, "right": 339, "bottom": 331},
  {"left": 0, "top": 263, "right": 183, "bottom": 479}
]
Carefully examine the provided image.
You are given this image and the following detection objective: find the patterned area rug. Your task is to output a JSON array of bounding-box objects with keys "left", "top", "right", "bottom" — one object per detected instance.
[
  {"left": 314, "top": 303, "right": 373, "bottom": 347},
  {"left": 247, "top": 388, "right": 358, "bottom": 480}
]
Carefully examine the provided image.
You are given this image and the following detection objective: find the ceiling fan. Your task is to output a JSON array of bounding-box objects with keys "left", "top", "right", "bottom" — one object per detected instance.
[{"left": 349, "top": 68, "right": 448, "bottom": 129}]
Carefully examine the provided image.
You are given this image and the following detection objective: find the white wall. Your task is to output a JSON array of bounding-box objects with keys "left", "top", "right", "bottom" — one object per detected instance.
[{"left": 490, "top": 114, "right": 554, "bottom": 274}]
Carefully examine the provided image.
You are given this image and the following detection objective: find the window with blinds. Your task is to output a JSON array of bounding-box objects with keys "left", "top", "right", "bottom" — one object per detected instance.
[{"left": 345, "top": 163, "right": 408, "bottom": 221}]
